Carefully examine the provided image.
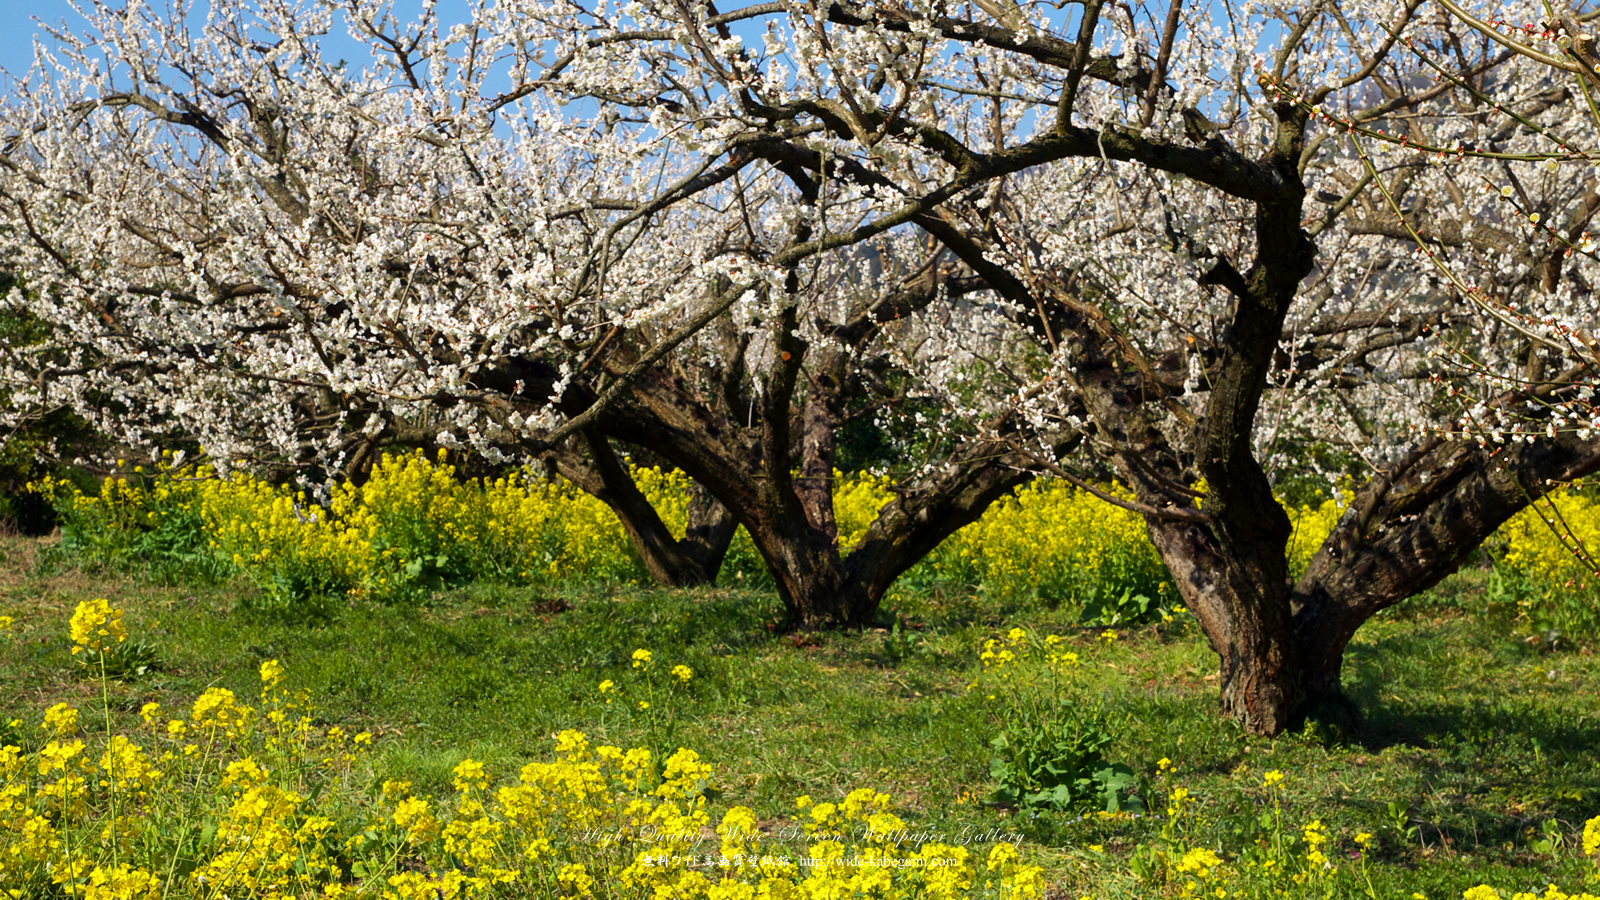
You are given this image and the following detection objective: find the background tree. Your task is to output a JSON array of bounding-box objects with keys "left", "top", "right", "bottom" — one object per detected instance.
[
  {"left": 3, "top": 0, "right": 1597, "bottom": 734},
  {"left": 0, "top": 268, "right": 104, "bottom": 533}
]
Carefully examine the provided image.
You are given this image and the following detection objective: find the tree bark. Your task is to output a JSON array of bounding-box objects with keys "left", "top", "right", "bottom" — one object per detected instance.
[
  {"left": 738, "top": 439, "right": 1037, "bottom": 628},
  {"left": 570, "top": 353, "right": 1038, "bottom": 628},
  {"left": 1290, "top": 431, "right": 1600, "bottom": 694},
  {"left": 544, "top": 430, "right": 735, "bottom": 587},
  {"left": 1143, "top": 428, "right": 1600, "bottom": 735},
  {"left": 1143, "top": 518, "right": 1299, "bottom": 734}
]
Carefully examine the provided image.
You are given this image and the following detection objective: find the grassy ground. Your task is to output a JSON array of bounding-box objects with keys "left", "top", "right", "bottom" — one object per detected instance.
[{"left": 2, "top": 535, "right": 1598, "bottom": 898}]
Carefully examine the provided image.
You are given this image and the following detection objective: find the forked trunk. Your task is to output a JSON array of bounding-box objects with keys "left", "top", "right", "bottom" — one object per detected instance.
[
  {"left": 1147, "top": 516, "right": 1313, "bottom": 735},
  {"left": 620, "top": 483, "right": 738, "bottom": 587},
  {"left": 745, "top": 517, "right": 877, "bottom": 628},
  {"left": 546, "top": 431, "right": 736, "bottom": 587},
  {"left": 734, "top": 442, "right": 1034, "bottom": 629},
  {"left": 1145, "top": 430, "right": 1600, "bottom": 736}
]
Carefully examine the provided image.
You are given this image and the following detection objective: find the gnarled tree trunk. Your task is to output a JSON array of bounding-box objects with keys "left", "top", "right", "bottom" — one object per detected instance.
[
  {"left": 544, "top": 430, "right": 736, "bottom": 587},
  {"left": 589, "top": 363, "right": 1037, "bottom": 628},
  {"left": 1145, "top": 517, "right": 1303, "bottom": 735},
  {"left": 552, "top": 257, "right": 1030, "bottom": 628},
  {"left": 1143, "top": 429, "right": 1600, "bottom": 734}
]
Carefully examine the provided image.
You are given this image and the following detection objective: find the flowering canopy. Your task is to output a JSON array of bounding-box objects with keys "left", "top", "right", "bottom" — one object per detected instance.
[{"left": 5, "top": 0, "right": 1586, "bottom": 466}]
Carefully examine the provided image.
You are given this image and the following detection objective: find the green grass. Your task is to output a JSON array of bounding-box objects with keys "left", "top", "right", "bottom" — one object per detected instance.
[{"left": 2, "top": 537, "right": 1598, "bottom": 898}]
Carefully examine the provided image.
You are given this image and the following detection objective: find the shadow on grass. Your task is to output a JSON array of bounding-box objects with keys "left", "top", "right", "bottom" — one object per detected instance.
[{"left": 1326, "top": 625, "right": 1600, "bottom": 852}]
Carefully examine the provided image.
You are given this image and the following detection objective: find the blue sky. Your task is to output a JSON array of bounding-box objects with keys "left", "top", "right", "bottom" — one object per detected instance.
[
  {"left": 0, "top": 5, "right": 67, "bottom": 86},
  {"left": 0, "top": 1, "right": 1257, "bottom": 124},
  {"left": 0, "top": 1, "right": 1092, "bottom": 89},
  {"left": 0, "top": 2, "right": 477, "bottom": 90}
]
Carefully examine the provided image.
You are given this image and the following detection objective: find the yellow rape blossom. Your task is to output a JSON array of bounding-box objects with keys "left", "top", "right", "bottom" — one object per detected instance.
[
  {"left": 1167, "top": 787, "right": 1191, "bottom": 819},
  {"left": 259, "top": 659, "right": 286, "bottom": 689},
  {"left": 42, "top": 702, "right": 79, "bottom": 736},
  {"left": 69, "top": 598, "right": 126, "bottom": 654},
  {"left": 987, "top": 842, "right": 1020, "bottom": 871},
  {"left": 191, "top": 687, "right": 252, "bottom": 733},
  {"left": 657, "top": 748, "right": 713, "bottom": 800},
  {"left": 81, "top": 864, "right": 161, "bottom": 900},
  {"left": 452, "top": 758, "right": 490, "bottom": 793},
  {"left": 393, "top": 795, "right": 442, "bottom": 844},
  {"left": 558, "top": 862, "right": 596, "bottom": 896},
  {"left": 1303, "top": 819, "right": 1329, "bottom": 867},
  {"left": 1177, "top": 847, "right": 1223, "bottom": 879},
  {"left": 98, "top": 736, "right": 154, "bottom": 790},
  {"left": 37, "top": 739, "right": 86, "bottom": 775},
  {"left": 222, "top": 757, "right": 269, "bottom": 788}
]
